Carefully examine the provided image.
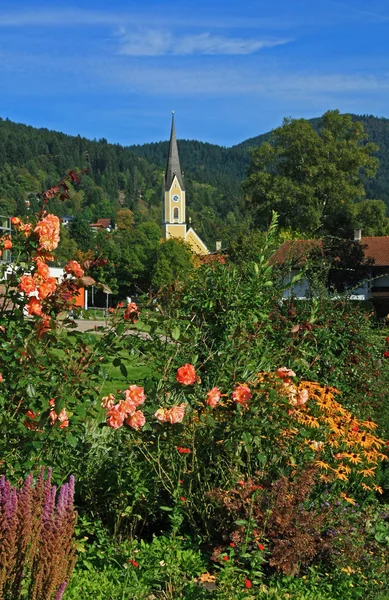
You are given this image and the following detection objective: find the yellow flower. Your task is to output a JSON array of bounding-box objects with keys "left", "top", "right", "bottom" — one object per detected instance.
[
  {"left": 340, "top": 493, "right": 356, "bottom": 505},
  {"left": 315, "top": 460, "right": 331, "bottom": 470},
  {"left": 359, "top": 467, "right": 376, "bottom": 478}
]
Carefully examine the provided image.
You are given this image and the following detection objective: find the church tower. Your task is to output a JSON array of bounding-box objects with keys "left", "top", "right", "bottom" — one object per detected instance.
[{"left": 163, "top": 112, "right": 209, "bottom": 255}]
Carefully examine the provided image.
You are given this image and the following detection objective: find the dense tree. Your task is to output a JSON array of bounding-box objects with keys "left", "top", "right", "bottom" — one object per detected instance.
[{"left": 244, "top": 111, "right": 379, "bottom": 237}]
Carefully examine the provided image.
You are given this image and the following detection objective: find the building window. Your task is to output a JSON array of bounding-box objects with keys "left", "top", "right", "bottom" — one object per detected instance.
[{"left": 173, "top": 207, "right": 179, "bottom": 220}]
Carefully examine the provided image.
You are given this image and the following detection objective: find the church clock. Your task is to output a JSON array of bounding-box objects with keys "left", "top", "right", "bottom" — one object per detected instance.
[{"left": 172, "top": 194, "right": 180, "bottom": 202}]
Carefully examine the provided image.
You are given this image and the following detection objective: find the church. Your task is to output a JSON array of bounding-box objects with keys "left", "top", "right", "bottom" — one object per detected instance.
[{"left": 163, "top": 113, "right": 209, "bottom": 255}]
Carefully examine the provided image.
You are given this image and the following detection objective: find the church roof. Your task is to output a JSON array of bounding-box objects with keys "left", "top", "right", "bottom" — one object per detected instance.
[{"left": 165, "top": 112, "right": 184, "bottom": 191}]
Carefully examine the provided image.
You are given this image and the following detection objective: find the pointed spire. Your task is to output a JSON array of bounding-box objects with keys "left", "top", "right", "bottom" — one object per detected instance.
[{"left": 165, "top": 111, "right": 184, "bottom": 191}]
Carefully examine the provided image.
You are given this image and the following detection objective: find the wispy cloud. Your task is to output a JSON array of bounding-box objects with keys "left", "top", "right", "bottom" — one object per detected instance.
[
  {"left": 324, "top": 0, "right": 389, "bottom": 22},
  {"left": 117, "top": 30, "right": 291, "bottom": 56},
  {"left": 0, "top": 8, "right": 294, "bottom": 30},
  {"left": 97, "top": 61, "right": 389, "bottom": 99}
]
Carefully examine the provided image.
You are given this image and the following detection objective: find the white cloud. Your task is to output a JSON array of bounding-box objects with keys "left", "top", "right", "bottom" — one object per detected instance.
[
  {"left": 0, "top": 8, "right": 293, "bottom": 30},
  {"left": 117, "top": 30, "right": 291, "bottom": 56}
]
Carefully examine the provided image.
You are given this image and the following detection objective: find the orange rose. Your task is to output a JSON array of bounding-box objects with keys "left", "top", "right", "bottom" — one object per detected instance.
[
  {"left": 38, "top": 277, "right": 57, "bottom": 299},
  {"left": 232, "top": 384, "right": 252, "bottom": 406},
  {"left": 124, "top": 385, "right": 146, "bottom": 407},
  {"left": 206, "top": 387, "right": 221, "bottom": 408},
  {"left": 124, "top": 302, "right": 139, "bottom": 322},
  {"left": 34, "top": 214, "right": 60, "bottom": 251},
  {"left": 58, "top": 408, "right": 69, "bottom": 428},
  {"left": 64, "top": 260, "right": 84, "bottom": 278},
  {"left": 176, "top": 364, "right": 196, "bottom": 385},
  {"left": 3, "top": 238, "right": 12, "bottom": 249},
  {"left": 106, "top": 403, "right": 127, "bottom": 428},
  {"left": 11, "top": 216, "right": 21, "bottom": 226},
  {"left": 27, "top": 297, "right": 43, "bottom": 317},
  {"left": 125, "top": 410, "right": 146, "bottom": 430},
  {"left": 35, "top": 259, "right": 50, "bottom": 280},
  {"left": 155, "top": 403, "right": 186, "bottom": 424},
  {"left": 18, "top": 275, "right": 37, "bottom": 295},
  {"left": 276, "top": 367, "right": 296, "bottom": 384}
]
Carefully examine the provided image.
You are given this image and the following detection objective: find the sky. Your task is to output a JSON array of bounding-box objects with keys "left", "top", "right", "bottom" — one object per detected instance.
[{"left": 0, "top": 0, "right": 388, "bottom": 147}]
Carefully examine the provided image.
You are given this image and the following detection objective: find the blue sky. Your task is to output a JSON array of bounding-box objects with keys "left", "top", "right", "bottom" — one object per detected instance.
[{"left": 0, "top": 0, "right": 388, "bottom": 146}]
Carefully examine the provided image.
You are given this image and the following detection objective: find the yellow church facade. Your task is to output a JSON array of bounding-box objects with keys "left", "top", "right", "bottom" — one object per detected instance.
[{"left": 163, "top": 113, "right": 209, "bottom": 256}]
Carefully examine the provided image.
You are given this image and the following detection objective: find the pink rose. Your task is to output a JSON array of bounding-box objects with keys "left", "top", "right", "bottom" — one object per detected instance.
[
  {"left": 232, "top": 385, "right": 252, "bottom": 406},
  {"left": 206, "top": 387, "right": 221, "bottom": 408},
  {"left": 126, "top": 410, "right": 146, "bottom": 430}
]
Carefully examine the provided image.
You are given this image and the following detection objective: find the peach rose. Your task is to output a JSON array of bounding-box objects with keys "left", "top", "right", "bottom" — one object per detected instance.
[
  {"left": 101, "top": 393, "right": 116, "bottom": 410},
  {"left": 176, "top": 364, "right": 196, "bottom": 385},
  {"left": 18, "top": 275, "right": 37, "bottom": 295},
  {"left": 124, "top": 385, "right": 146, "bottom": 407},
  {"left": 126, "top": 410, "right": 146, "bottom": 430},
  {"left": 35, "top": 259, "right": 50, "bottom": 280},
  {"left": 206, "top": 387, "right": 221, "bottom": 408},
  {"left": 107, "top": 404, "right": 126, "bottom": 429},
  {"left": 34, "top": 214, "right": 60, "bottom": 251},
  {"left": 27, "top": 297, "right": 43, "bottom": 317},
  {"left": 155, "top": 403, "right": 186, "bottom": 424},
  {"left": 232, "top": 384, "right": 252, "bottom": 406},
  {"left": 3, "top": 238, "right": 12, "bottom": 250},
  {"left": 58, "top": 408, "right": 69, "bottom": 428},
  {"left": 64, "top": 260, "right": 84, "bottom": 278},
  {"left": 38, "top": 277, "right": 57, "bottom": 299},
  {"left": 124, "top": 302, "right": 139, "bottom": 322},
  {"left": 276, "top": 367, "right": 296, "bottom": 383}
]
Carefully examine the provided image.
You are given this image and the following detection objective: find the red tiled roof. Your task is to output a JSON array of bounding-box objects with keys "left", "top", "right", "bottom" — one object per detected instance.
[
  {"left": 90, "top": 218, "right": 111, "bottom": 229},
  {"left": 273, "top": 237, "right": 389, "bottom": 267}
]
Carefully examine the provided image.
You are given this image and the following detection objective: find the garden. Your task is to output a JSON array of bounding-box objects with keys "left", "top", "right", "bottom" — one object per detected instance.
[{"left": 1, "top": 182, "right": 389, "bottom": 600}]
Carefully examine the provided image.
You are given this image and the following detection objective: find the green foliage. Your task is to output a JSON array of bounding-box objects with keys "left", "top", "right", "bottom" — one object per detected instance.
[{"left": 244, "top": 111, "right": 379, "bottom": 236}]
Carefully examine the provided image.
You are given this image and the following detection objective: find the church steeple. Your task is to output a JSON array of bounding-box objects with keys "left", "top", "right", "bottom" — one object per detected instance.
[{"left": 165, "top": 111, "right": 184, "bottom": 191}]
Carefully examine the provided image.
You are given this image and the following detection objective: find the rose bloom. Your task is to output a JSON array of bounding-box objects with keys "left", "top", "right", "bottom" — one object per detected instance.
[
  {"left": 35, "top": 259, "right": 50, "bottom": 280},
  {"left": 101, "top": 393, "right": 116, "bottom": 410},
  {"left": 124, "top": 302, "right": 140, "bottom": 322},
  {"left": 38, "top": 277, "right": 57, "bottom": 299},
  {"left": 58, "top": 408, "right": 69, "bottom": 428},
  {"left": 125, "top": 410, "right": 146, "bottom": 430},
  {"left": 289, "top": 388, "right": 309, "bottom": 407},
  {"left": 276, "top": 367, "right": 296, "bottom": 383},
  {"left": 232, "top": 384, "right": 252, "bottom": 406},
  {"left": 124, "top": 384, "right": 146, "bottom": 407},
  {"left": 206, "top": 386, "right": 221, "bottom": 408},
  {"left": 0, "top": 374, "right": 2, "bottom": 383},
  {"left": 64, "top": 260, "right": 84, "bottom": 278},
  {"left": 3, "top": 238, "right": 12, "bottom": 250},
  {"left": 155, "top": 403, "right": 186, "bottom": 424},
  {"left": 18, "top": 275, "right": 37, "bottom": 295},
  {"left": 176, "top": 364, "right": 196, "bottom": 385},
  {"left": 384, "top": 351, "right": 389, "bottom": 359},
  {"left": 34, "top": 214, "right": 60, "bottom": 251},
  {"left": 245, "top": 579, "right": 252, "bottom": 589},
  {"left": 27, "top": 297, "right": 43, "bottom": 317},
  {"left": 107, "top": 404, "right": 126, "bottom": 429},
  {"left": 11, "top": 216, "right": 21, "bottom": 226}
]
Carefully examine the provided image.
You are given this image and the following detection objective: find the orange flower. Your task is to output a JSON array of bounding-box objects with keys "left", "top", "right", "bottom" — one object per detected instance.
[
  {"left": 35, "top": 259, "right": 50, "bottom": 280},
  {"left": 27, "top": 297, "right": 43, "bottom": 317},
  {"left": 206, "top": 387, "right": 221, "bottom": 408},
  {"left": 155, "top": 403, "right": 186, "bottom": 424},
  {"left": 64, "top": 260, "right": 84, "bottom": 278},
  {"left": 0, "top": 374, "right": 2, "bottom": 383},
  {"left": 101, "top": 393, "right": 116, "bottom": 409},
  {"left": 3, "top": 238, "right": 12, "bottom": 249},
  {"left": 11, "top": 216, "right": 21, "bottom": 226},
  {"left": 58, "top": 408, "right": 69, "bottom": 428},
  {"left": 107, "top": 404, "right": 126, "bottom": 429},
  {"left": 124, "top": 302, "right": 139, "bottom": 322},
  {"left": 276, "top": 367, "right": 296, "bottom": 383},
  {"left": 125, "top": 410, "right": 146, "bottom": 430},
  {"left": 34, "top": 214, "right": 60, "bottom": 251},
  {"left": 232, "top": 384, "right": 252, "bottom": 406},
  {"left": 18, "top": 275, "right": 37, "bottom": 295},
  {"left": 124, "top": 384, "right": 146, "bottom": 407},
  {"left": 38, "top": 277, "right": 57, "bottom": 299},
  {"left": 176, "top": 363, "right": 196, "bottom": 385}
]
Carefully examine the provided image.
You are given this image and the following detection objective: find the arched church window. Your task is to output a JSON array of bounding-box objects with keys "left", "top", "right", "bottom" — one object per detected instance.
[{"left": 173, "top": 207, "right": 179, "bottom": 220}]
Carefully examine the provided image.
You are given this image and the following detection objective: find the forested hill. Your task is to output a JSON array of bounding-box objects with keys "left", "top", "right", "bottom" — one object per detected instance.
[
  {"left": 130, "top": 115, "right": 389, "bottom": 206},
  {"left": 1, "top": 114, "right": 389, "bottom": 249}
]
